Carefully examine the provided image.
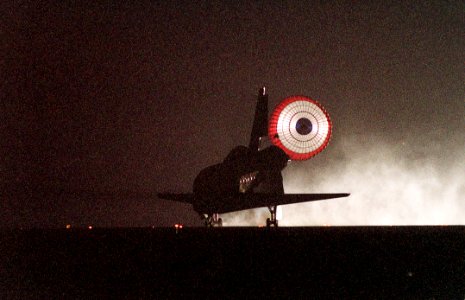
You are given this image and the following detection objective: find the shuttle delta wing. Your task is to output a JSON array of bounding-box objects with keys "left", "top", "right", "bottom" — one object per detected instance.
[
  {"left": 158, "top": 193, "right": 195, "bottom": 204},
  {"left": 213, "top": 193, "right": 350, "bottom": 214}
]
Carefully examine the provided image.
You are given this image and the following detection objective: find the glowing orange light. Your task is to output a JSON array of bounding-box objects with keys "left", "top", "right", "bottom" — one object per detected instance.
[
  {"left": 88, "top": 225, "right": 93, "bottom": 230},
  {"left": 66, "top": 224, "right": 71, "bottom": 229}
]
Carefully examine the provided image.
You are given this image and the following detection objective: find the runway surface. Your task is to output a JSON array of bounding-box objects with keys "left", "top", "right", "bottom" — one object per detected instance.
[{"left": 2, "top": 226, "right": 465, "bottom": 298}]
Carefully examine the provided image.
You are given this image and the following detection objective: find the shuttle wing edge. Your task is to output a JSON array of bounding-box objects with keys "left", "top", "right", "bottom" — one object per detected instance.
[
  {"left": 215, "top": 193, "right": 350, "bottom": 214},
  {"left": 158, "top": 193, "right": 195, "bottom": 204}
]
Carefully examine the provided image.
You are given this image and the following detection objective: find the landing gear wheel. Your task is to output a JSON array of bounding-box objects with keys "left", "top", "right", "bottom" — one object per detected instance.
[
  {"left": 266, "top": 218, "right": 278, "bottom": 228},
  {"left": 203, "top": 213, "right": 223, "bottom": 227},
  {"left": 204, "top": 215, "right": 212, "bottom": 227}
]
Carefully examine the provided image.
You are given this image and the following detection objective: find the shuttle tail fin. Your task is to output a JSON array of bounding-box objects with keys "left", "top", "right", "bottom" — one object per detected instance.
[{"left": 248, "top": 87, "right": 269, "bottom": 152}]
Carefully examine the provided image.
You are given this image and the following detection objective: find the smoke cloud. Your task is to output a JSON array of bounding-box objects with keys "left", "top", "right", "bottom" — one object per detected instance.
[{"left": 224, "top": 134, "right": 464, "bottom": 226}]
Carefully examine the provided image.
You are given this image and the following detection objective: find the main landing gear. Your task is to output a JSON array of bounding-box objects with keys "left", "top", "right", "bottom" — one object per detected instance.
[
  {"left": 201, "top": 209, "right": 277, "bottom": 228},
  {"left": 266, "top": 205, "right": 278, "bottom": 228},
  {"left": 203, "top": 213, "right": 223, "bottom": 227}
]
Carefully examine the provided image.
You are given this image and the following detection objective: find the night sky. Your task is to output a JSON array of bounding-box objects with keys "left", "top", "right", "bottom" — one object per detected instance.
[{"left": 2, "top": 1, "right": 464, "bottom": 227}]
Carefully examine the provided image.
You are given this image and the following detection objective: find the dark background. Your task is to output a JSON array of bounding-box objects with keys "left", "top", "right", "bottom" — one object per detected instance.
[
  {"left": 1, "top": 1, "right": 464, "bottom": 227},
  {"left": 3, "top": 227, "right": 464, "bottom": 298}
]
